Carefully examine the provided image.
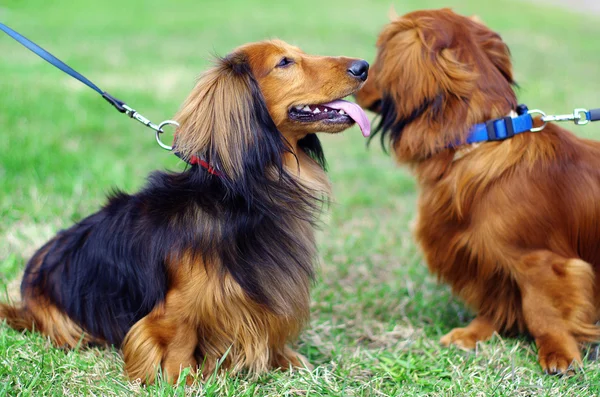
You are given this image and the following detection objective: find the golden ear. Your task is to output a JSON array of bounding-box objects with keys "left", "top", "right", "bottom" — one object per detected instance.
[
  {"left": 173, "top": 54, "right": 258, "bottom": 180},
  {"left": 173, "top": 52, "right": 287, "bottom": 192},
  {"left": 388, "top": 5, "right": 399, "bottom": 21}
]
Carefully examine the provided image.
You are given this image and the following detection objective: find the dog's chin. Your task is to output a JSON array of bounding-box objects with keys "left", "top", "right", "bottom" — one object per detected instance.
[
  {"left": 313, "top": 119, "right": 355, "bottom": 133},
  {"left": 288, "top": 118, "right": 355, "bottom": 134}
]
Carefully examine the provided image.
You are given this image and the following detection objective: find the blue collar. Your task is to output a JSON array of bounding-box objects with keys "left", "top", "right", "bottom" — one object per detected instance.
[
  {"left": 456, "top": 104, "right": 534, "bottom": 146},
  {"left": 456, "top": 104, "right": 600, "bottom": 147},
  {"left": 461, "top": 111, "right": 533, "bottom": 145}
]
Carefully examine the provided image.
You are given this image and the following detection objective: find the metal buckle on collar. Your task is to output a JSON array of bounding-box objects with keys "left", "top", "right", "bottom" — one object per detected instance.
[{"left": 486, "top": 117, "right": 515, "bottom": 141}]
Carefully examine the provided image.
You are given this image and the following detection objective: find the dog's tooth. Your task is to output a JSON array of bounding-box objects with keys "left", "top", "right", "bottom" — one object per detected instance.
[
  {"left": 302, "top": 105, "right": 311, "bottom": 112},
  {"left": 313, "top": 107, "right": 321, "bottom": 114},
  {"left": 295, "top": 105, "right": 303, "bottom": 110},
  {"left": 339, "top": 109, "right": 346, "bottom": 115}
]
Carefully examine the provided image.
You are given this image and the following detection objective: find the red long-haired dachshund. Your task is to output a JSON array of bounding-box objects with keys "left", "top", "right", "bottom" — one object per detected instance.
[
  {"left": 356, "top": 8, "right": 600, "bottom": 374},
  {"left": 1, "top": 40, "right": 370, "bottom": 383}
]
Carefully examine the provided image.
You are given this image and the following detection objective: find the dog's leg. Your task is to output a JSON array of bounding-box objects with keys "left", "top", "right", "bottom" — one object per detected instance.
[
  {"left": 519, "top": 251, "right": 599, "bottom": 374},
  {"left": 440, "top": 315, "right": 497, "bottom": 349},
  {"left": 122, "top": 294, "right": 198, "bottom": 384},
  {"left": 161, "top": 319, "right": 198, "bottom": 385},
  {"left": 195, "top": 322, "right": 312, "bottom": 378}
]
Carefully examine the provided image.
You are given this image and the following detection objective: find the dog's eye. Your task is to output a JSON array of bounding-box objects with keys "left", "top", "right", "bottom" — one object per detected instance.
[{"left": 276, "top": 57, "right": 294, "bottom": 68}]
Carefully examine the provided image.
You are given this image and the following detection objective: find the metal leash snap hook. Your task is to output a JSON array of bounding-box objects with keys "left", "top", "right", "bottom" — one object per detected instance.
[
  {"left": 528, "top": 109, "right": 547, "bottom": 132},
  {"left": 574, "top": 108, "right": 590, "bottom": 125},
  {"left": 155, "top": 120, "right": 179, "bottom": 151}
]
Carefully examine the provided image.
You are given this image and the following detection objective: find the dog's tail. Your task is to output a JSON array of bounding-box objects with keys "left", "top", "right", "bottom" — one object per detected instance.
[{"left": 0, "top": 302, "right": 36, "bottom": 332}]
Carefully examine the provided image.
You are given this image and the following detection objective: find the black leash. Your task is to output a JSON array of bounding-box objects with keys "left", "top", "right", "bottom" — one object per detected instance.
[{"left": 0, "top": 21, "right": 177, "bottom": 150}]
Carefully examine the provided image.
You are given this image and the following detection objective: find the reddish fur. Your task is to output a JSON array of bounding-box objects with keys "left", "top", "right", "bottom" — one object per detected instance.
[{"left": 356, "top": 8, "right": 600, "bottom": 374}]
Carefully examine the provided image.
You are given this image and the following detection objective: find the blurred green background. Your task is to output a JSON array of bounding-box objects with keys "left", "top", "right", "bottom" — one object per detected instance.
[{"left": 1, "top": 0, "right": 600, "bottom": 395}]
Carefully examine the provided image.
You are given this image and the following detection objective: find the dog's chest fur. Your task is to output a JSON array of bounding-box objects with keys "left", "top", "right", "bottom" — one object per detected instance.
[{"left": 412, "top": 153, "right": 526, "bottom": 332}]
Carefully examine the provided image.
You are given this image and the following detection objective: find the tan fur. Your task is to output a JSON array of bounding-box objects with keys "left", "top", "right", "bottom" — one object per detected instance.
[
  {"left": 174, "top": 57, "right": 263, "bottom": 180},
  {"left": 122, "top": 253, "right": 311, "bottom": 383}
]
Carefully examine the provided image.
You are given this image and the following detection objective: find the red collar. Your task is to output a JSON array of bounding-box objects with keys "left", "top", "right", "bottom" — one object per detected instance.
[{"left": 188, "top": 155, "right": 222, "bottom": 176}]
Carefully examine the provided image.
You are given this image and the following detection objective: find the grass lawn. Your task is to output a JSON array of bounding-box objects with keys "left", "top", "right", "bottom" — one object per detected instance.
[{"left": 2, "top": 0, "right": 600, "bottom": 395}]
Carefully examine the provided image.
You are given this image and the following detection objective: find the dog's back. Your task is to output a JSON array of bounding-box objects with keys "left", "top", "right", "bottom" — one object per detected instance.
[{"left": 17, "top": 186, "right": 170, "bottom": 346}]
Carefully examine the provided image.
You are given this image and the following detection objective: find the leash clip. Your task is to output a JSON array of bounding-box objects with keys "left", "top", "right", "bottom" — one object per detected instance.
[
  {"left": 528, "top": 108, "right": 590, "bottom": 132},
  {"left": 121, "top": 104, "right": 178, "bottom": 151},
  {"left": 541, "top": 108, "right": 589, "bottom": 125},
  {"left": 573, "top": 108, "right": 590, "bottom": 125}
]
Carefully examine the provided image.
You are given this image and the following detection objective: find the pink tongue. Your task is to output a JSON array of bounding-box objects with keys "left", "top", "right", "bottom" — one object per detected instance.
[{"left": 321, "top": 100, "right": 371, "bottom": 137}]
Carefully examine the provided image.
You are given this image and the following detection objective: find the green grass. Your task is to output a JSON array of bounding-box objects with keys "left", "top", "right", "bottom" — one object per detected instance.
[{"left": 2, "top": 0, "right": 600, "bottom": 395}]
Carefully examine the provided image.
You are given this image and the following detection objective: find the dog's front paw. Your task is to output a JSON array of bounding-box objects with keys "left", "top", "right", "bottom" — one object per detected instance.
[
  {"left": 440, "top": 317, "right": 496, "bottom": 350},
  {"left": 440, "top": 327, "right": 479, "bottom": 350},
  {"left": 273, "top": 346, "right": 314, "bottom": 371},
  {"left": 539, "top": 351, "right": 580, "bottom": 375},
  {"left": 537, "top": 334, "right": 582, "bottom": 375}
]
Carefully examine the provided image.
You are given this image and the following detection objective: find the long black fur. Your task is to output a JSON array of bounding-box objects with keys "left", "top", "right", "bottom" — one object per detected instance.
[
  {"left": 370, "top": 94, "right": 439, "bottom": 152},
  {"left": 22, "top": 55, "right": 326, "bottom": 347}
]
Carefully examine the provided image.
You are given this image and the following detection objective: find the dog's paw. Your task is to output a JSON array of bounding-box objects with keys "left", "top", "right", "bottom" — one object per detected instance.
[
  {"left": 535, "top": 333, "right": 582, "bottom": 375},
  {"left": 539, "top": 352, "right": 581, "bottom": 375},
  {"left": 538, "top": 344, "right": 581, "bottom": 375},
  {"left": 440, "top": 327, "right": 478, "bottom": 350},
  {"left": 274, "top": 346, "right": 314, "bottom": 371}
]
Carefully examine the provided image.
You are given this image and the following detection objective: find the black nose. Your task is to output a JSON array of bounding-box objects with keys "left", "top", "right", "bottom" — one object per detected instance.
[{"left": 347, "top": 60, "right": 369, "bottom": 81}]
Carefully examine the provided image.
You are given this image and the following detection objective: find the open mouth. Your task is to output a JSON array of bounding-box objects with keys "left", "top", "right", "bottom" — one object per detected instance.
[{"left": 288, "top": 100, "right": 371, "bottom": 137}]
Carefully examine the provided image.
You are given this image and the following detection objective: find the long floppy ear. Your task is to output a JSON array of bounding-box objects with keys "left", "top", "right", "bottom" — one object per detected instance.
[
  {"left": 375, "top": 18, "right": 476, "bottom": 121},
  {"left": 174, "top": 52, "right": 288, "bottom": 196}
]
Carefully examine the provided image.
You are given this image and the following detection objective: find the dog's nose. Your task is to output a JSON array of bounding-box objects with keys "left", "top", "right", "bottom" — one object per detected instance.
[{"left": 347, "top": 60, "right": 369, "bottom": 81}]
